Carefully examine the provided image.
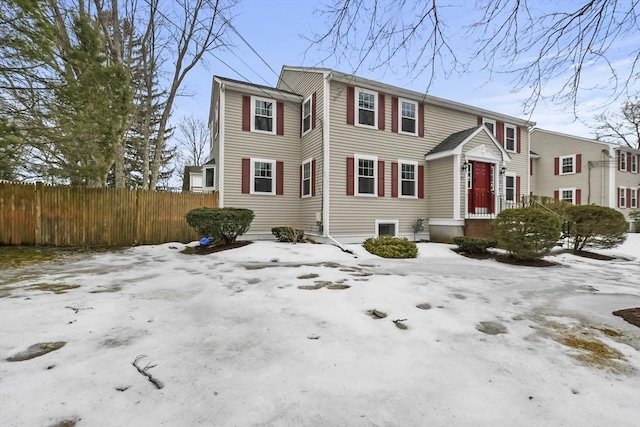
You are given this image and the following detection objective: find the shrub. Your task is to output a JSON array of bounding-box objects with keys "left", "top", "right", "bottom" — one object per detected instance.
[
  {"left": 564, "top": 205, "right": 628, "bottom": 252},
  {"left": 529, "top": 195, "right": 573, "bottom": 217},
  {"left": 271, "top": 226, "right": 305, "bottom": 243},
  {"left": 629, "top": 210, "right": 640, "bottom": 233},
  {"left": 493, "top": 207, "right": 562, "bottom": 260},
  {"left": 453, "top": 237, "right": 497, "bottom": 254},
  {"left": 185, "top": 207, "right": 254, "bottom": 245},
  {"left": 362, "top": 235, "right": 418, "bottom": 259}
]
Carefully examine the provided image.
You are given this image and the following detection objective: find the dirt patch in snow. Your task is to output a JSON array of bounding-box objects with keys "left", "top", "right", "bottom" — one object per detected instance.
[
  {"left": 613, "top": 308, "right": 640, "bottom": 328},
  {"left": 453, "top": 249, "right": 558, "bottom": 267},
  {"left": 188, "top": 241, "right": 252, "bottom": 255}
]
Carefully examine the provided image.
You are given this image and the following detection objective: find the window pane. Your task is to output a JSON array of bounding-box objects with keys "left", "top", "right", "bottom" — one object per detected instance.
[
  {"left": 359, "top": 109, "right": 375, "bottom": 126},
  {"left": 358, "top": 91, "right": 375, "bottom": 126},
  {"left": 359, "top": 92, "right": 375, "bottom": 109},
  {"left": 303, "top": 116, "right": 311, "bottom": 132},
  {"left": 205, "top": 168, "right": 214, "bottom": 187},
  {"left": 401, "top": 181, "right": 415, "bottom": 196},
  {"left": 255, "top": 100, "right": 272, "bottom": 117},
  {"left": 358, "top": 159, "right": 374, "bottom": 176},
  {"left": 401, "top": 101, "right": 415, "bottom": 118},
  {"left": 255, "top": 177, "right": 272, "bottom": 193},
  {"left": 401, "top": 164, "right": 415, "bottom": 179},
  {"left": 505, "top": 176, "right": 515, "bottom": 201},
  {"left": 485, "top": 122, "right": 494, "bottom": 133},
  {"left": 359, "top": 177, "right": 374, "bottom": 194},
  {"left": 402, "top": 117, "right": 416, "bottom": 133},
  {"left": 561, "top": 190, "right": 573, "bottom": 202},
  {"left": 378, "top": 223, "right": 395, "bottom": 236},
  {"left": 303, "top": 180, "right": 310, "bottom": 195},
  {"left": 255, "top": 116, "right": 273, "bottom": 132},
  {"left": 562, "top": 157, "right": 573, "bottom": 173}
]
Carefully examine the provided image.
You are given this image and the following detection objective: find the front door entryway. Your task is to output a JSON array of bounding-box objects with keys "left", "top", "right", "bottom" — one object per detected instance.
[{"left": 468, "top": 161, "right": 494, "bottom": 214}]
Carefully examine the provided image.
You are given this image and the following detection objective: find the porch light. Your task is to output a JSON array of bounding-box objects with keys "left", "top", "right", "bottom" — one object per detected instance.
[
  {"left": 461, "top": 161, "right": 470, "bottom": 171},
  {"left": 500, "top": 166, "right": 507, "bottom": 175}
]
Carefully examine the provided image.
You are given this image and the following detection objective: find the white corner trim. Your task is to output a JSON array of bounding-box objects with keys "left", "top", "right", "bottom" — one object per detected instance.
[
  {"left": 322, "top": 75, "right": 331, "bottom": 236},
  {"left": 219, "top": 84, "right": 226, "bottom": 208},
  {"left": 453, "top": 155, "right": 461, "bottom": 220},
  {"left": 608, "top": 145, "right": 616, "bottom": 208}
]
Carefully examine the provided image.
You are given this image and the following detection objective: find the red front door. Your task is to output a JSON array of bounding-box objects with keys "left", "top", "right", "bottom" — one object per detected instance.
[{"left": 468, "top": 162, "right": 494, "bottom": 214}]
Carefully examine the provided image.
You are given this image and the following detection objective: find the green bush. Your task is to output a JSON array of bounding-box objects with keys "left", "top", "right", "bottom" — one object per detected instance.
[
  {"left": 493, "top": 207, "right": 562, "bottom": 260},
  {"left": 629, "top": 210, "right": 640, "bottom": 233},
  {"left": 271, "top": 226, "right": 305, "bottom": 243},
  {"left": 565, "top": 205, "right": 628, "bottom": 252},
  {"left": 362, "top": 235, "right": 418, "bottom": 259},
  {"left": 185, "top": 207, "right": 254, "bottom": 245},
  {"left": 453, "top": 237, "right": 497, "bottom": 254},
  {"left": 529, "top": 195, "right": 573, "bottom": 217}
]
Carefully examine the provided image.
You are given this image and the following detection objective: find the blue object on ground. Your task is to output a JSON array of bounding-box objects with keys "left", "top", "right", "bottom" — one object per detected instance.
[{"left": 199, "top": 237, "right": 214, "bottom": 246}]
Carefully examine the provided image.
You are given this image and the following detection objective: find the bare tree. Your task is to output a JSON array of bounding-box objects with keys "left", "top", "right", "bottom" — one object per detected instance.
[
  {"left": 175, "top": 115, "right": 209, "bottom": 166},
  {"left": 309, "top": 0, "right": 639, "bottom": 113},
  {"left": 594, "top": 98, "right": 640, "bottom": 150}
]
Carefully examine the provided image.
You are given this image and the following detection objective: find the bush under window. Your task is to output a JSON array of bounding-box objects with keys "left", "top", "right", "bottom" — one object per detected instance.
[
  {"left": 363, "top": 235, "right": 418, "bottom": 258},
  {"left": 185, "top": 207, "right": 254, "bottom": 245},
  {"left": 493, "top": 207, "right": 561, "bottom": 260},
  {"left": 271, "top": 226, "right": 305, "bottom": 243}
]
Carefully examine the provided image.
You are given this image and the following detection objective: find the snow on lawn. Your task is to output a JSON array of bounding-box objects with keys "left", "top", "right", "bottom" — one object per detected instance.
[{"left": 1, "top": 236, "right": 639, "bottom": 427}]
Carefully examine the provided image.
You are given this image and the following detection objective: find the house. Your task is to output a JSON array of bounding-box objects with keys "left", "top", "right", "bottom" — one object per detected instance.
[
  {"left": 205, "top": 67, "right": 534, "bottom": 243},
  {"left": 182, "top": 166, "right": 204, "bottom": 192},
  {"left": 530, "top": 128, "right": 640, "bottom": 230}
]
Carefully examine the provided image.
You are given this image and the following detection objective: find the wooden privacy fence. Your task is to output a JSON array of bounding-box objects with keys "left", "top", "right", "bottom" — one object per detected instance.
[{"left": 0, "top": 182, "right": 218, "bottom": 246}]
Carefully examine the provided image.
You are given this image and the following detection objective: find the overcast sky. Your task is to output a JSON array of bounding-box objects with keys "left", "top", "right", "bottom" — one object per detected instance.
[{"left": 172, "top": 0, "right": 639, "bottom": 140}]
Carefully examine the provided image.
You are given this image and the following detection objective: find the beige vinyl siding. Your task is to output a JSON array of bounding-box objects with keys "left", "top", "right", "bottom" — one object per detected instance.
[
  {"left": 504, "top": 125, "right": 529, "bottom": 196},
  {"left": 531, "top": 130, "right": 611, "bottom": 207},
  {"left": 328, "top": 81, "right": 428, "bottom": 238},
  {"left": 222, "top": 89, "right": 301, "bottom": 235},
  {"left": 279, "top": 70, "right": 325, "bottom": 234},
  {"left": 424, "top": 104, "right": 477, "bottom": 148},
  {"left": 426, "top": 157, "right": 454, "bottom": 218}
]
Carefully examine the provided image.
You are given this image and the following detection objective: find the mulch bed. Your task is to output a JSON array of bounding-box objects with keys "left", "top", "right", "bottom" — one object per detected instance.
[
  {"left": 555, "top": 249, "right": 617, "bottom": 261},
  {"left": 193, "top": 241, "right": 252, "bottom": 255},
  {"left": 613, "top": 308, "right": 640, "bottom": 328},
  {"left": 453, "top": 249, "right": 558, "bottom": 267}
]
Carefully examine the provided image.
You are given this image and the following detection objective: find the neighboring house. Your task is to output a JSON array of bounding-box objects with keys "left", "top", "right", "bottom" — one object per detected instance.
[
  {"left": 206, "top": 67, "right": 534, "bottom": 243},
  {"left": 182, "top": 166, "right": 203, "bottom": 192},
  {"left": 530, "top": 128, "right": 640, "bottom": 229}
]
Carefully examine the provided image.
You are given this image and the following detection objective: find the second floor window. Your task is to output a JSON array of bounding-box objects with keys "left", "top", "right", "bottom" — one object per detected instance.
[
  {"left": 400, "top": 100, "right": 417, "bottom": 135},
  {"left": 505, "top": 125, "right": 516, "bottom": 152},
  {"left": 560, "top": 155, "right": 575, "bottom": 174},
  {"left": 631, "top": 154, "right": 638, "bottom": 173},
  {"left": 253, "top": 97, "right": 274, "bottom": 133},
  {"left": 483, "top": 118, "right": 496, "bottom": 136},
  {"left": 620, "top": 152, "right": 627, "bottom": 170},
  {"left": 302, "top": 160, "right": 311, "bottom": 197},
  {"left": 505, "top": 174, "right": 516, "bottom": 202},
  {"left": 357, "top": 89, "right": 376, "bottom": 127},
  {"left": 302, "top": 97, "right": 311, "bottom": 134}
]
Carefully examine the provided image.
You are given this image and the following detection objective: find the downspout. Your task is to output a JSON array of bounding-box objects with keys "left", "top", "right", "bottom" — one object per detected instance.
[
  {"left": 218, "top": 81, "right": 226, "bottom": 208},
  {"left": 587, "top": 161, "right": 592, "bottom": 204}
]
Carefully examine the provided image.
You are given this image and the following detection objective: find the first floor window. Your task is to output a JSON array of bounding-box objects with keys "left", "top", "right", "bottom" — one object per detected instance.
[
  {"left": 400, "top": 161, "right": 417, "bottom": 197},
  {"left": 505, "top": 125, "right": 516, "bottom": 152},
  {"left": 357, "top": 156, "right": 376, "bottom": 195},
  {"left": 204, "top": 166, "right": 215, "bottom": 189},
  {"left": 302, "top": 159, "right": 311, "bottom": 197},
  {"left": 505, "top": 174, "right": 516, "bottom": 202},
  {"left": 619, "top": 187, "right": 627, "bottom": 207},
  {"left": 376, "top": 220, "right": 398, "bottom": 237},
  {"left": 561, "top": 188, "right": 575, "bottom": 203},
  {"left": 253, "top": 160, "right": 274, "bottom": 194},
  {"left": 252, "top": 96, "right": 274, "bottom": 133},
  {"left": 631, "top": 188, "right": 638, "bottom": 208},
  {"left": 302, "top": 97, "right": 311, "bottom": 134}
]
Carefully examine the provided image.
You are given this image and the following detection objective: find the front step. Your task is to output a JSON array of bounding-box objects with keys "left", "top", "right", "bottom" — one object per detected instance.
[{"left": 464, "top": 219, "right": 493, "bottom": 238}]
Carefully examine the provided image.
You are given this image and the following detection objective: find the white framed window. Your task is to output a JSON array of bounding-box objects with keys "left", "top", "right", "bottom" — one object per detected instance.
[
  {"left": 375, "top": 219, "right": 398, "bottom": 237},
  {"left": 301, "top": 158, "right": 312, "bottom": 197},
  {"left": 631, "top": 188, "right": 638, "bottom": 208},
  {"left": 631, "top": 154, "right": 638, "bottom": 173},
  {"left": 466, "top": 163, "right": 473, "bottom": 189},
  {"left": 483, "top": 118, "right": 496, "bottom": 136},
  {"left": 399, "top": 98, "right": 418, "bottom": 135},
  {"left": 560, "top": 154, "right": 576, "bottom": 175},
  {"left": 356, "top": 88, "right": 377, "bottom": 128},
  {"left": 504, "top": 124, "right": 516, "bottom": 152},
  {"left": 619, "top": 186, "right": 627, "bottom": 208},
  {"left": 251, "top": 96, "right": 275, "bottom": 134},
  {"left": 355, "top": 154, "right": 377, "bottom": 196},
  {"left": 203, "top": 165, "right": 215, "bottom": 190},
  {"left": 251, "top": 158, "right": 276, "bottom": 195},
  {"left": 398, "top": 160, "right": 417, "bottom": 198},
  {"left": 560, "top": 187, "right": 576, "bottom": 204},
  {"left": 504, "top": 173, "right": 516, "bottom": 203},
  {"left": 620, "top": 152, "right": 627, "bottom": 171},
  {"left": 302, "top": 96, "right": 312, "bottom": 135}
]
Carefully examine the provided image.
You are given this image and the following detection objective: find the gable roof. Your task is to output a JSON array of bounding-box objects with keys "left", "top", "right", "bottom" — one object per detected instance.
[
  {"left": 281, "top": 66, "right": 534, "bottom": 127},
  {"left": 424, "top": 125, "right": 511, "bottom": 162}
]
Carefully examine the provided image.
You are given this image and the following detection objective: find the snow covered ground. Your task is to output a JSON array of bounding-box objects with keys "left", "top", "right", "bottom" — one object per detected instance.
[{"left": 1, "top": 235, "right": 639, "bottom": 427}]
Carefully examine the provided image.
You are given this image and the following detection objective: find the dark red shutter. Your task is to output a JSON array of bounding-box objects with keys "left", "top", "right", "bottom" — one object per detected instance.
[
  {"left": 418, "top": 103, "right": 425, "bottom": 137},
  {"left": 627, "top": 154, "right": 632, "bottom": 172},
  {"left": 241, "top": 158, "right": 250, "bottom": 193},
  {"left": 418, "top": 165, "right": 425, "bottom": 198},
  {"left": 627, "top": 188, "right": 632, "bottom": 207},
  {"left": 299, "top": 165, "right": 303, "bottom": 197},
  {"left": 530, "top": 158, "right": 533, "bottom": 176},
  {"left": 242, "top": 96, "right": 251, "bottom": 131},
  {"left": 347, "top": 86, "right": 355, "bottom": 125},
  {"left": 391, "top": 163, "right": 398, "bottom": 197},
  {"left": 378, "top": 161, "right": 385, "bottom": 196},
  {"left": 496, "top": 121, "right": 505, "bottom": 146},
  {"left": 576, "top": 154, "right": 582, "bottom": 173},
  {"left": 617, "top": 151, "right": 621, "bottom": 170},
  {"left": 276, "top": 161, "right": 284, "bottom": 195},
  {"left": 346, "top": 157, "right": 354, "bottom": 195},
  {"left": 554, "top": 157, "right": 559, "bottom": 175},
  {"left": 554, "top": 190, "right": 559, "bottom": 200},
  {"left": 617, "top": 188, "right": 621, "bottom": 207},
  {"left": 477, "top": 116, "right": 483, "bottom": 126},
  {"left": 516, "top": 127, "right": 521, "bottom": 153},
  {"left": 311, "top": 159, "right": 316, "bottom": 197},
  {"left": 378, "top": 94, "right": 385, "bottom": 130},
  {"left": 299, "top": 104, "right": 303, "bottom": 137},
  {"left": 276, "top": 102, "right": 284, "bottom": 135},
  {"left": 391, "top": 96, "right": 398, "bottom": 133},
  {"left": 312, "top": 92, "right": 317, "bottom": 129},
  {"left": 516, "top": 176, "right": 521, "bottom": 203},
  {"left": 576, "top": 189, "right": 581, "bottom": 205}
]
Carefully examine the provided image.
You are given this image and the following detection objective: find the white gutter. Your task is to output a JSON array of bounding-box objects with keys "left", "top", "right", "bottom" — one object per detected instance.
[{"left": 322, "top": 71, "right": 331, "bottom": 238}]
